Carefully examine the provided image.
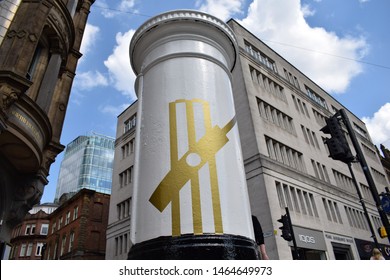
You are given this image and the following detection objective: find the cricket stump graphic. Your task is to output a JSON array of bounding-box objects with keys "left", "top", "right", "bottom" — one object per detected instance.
[{"left": 128, "top": 10, "right": 259, "bottom": 259}]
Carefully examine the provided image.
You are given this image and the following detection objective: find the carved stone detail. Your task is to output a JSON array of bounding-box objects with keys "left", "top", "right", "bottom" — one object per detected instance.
[{"left": 0, "top": 84, "right": 20, "bottom": 112}]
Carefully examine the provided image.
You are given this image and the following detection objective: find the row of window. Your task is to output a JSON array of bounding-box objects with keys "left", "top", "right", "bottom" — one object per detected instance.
[
  {"left": 119, "top": 166, "right": 133, "bottom": 188},
  {"left": 322, "top": 198, "right": 343, "bottom": 224},
  {"left": 245, "top": 42, "right": 278, "bottom": 73},
  {"left": 124, "top": 114, "right": 137, "bottom": 134},
  {"left": 117, "top": 198, "right": 131, "bottom": 221},
  {"left": 305, "top": 86, "right": 328, "bottom": 110},
  {"left": 121, "top": 139, "right": 135, "bottom": 159},
  {"left": 246, "top": 40, "right": 377, "bottom": 160},
  {"left": 250, "top": 66, "right": 286, "bottom": 101},
  {"left": 302, "top": 125, "right": 321, "bottom": 149},
  {"left": 46, "top": 231, "right": 75, "bottom": 259},
  {"left": 275, "top": 181, "right": 319, "bottom": 217},
  {"left": 283, "top": 68, "right": 300, "bottom": 89},
  {"left": 311, "top": 160, "right": 330, "bottom": 183},
  {"left": 276, "top": 180, "right": 382, "bottom": 232},
  {"left": 51, "top": 206, "right": 78, "bottom": 234},
  {"left": 257, "top": 98, "right": 295, "bottom": 134},
  {"left": 265, "top": 136, "right": 306, "bottom": 173},
  {"left": 292, "top": 95, "right": 311, "bottom": 118},
  {"left": 344, "top": 206, "right": 369, "bottom": 231},
  {"left": 17, "top": 242, "right": 44, "bottom": 258},
  {"left": 115, "top": 232, "right": 130, "bottom": 257}
]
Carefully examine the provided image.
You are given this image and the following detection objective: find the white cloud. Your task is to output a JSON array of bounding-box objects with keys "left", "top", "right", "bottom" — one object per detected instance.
[
  {"left": 104, "top": 29, "right": 137, "bottom": 100},
  {"left": 100, "top": 103, "right": 131, "bottom": 117},
  {"left": 362, "top": 103, "right": 390, "bottom": 148},
  {"left": 119, "top": 0, "right": 136, "bottom": 10},
  {"left": 74, "top": 70, "right": 109, "bottom": 90},
  {"left": 238, "top": 0, "right": 369, "bottom": 93},
  {"left": 99, "top": 0, "right": 137, "bottom": 18},
  {"left": 196, "top": 0, "right": 244, "bottom": 21},
  {"left": 80, "top": 24, "right": 100, "bottom": 56}
]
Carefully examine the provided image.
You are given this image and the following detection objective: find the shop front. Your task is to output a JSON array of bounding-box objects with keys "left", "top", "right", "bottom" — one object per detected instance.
[
  {"left": 324, "top": 232, "right": 358, "bottom": 260},
  {"left": 290, "top": 226, "right": 327, "bottom": 260}
]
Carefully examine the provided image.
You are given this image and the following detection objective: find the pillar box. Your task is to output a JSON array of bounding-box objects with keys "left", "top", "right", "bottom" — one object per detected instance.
[{"left": 128, "top": 10, "right": 259, "bottom": 259}]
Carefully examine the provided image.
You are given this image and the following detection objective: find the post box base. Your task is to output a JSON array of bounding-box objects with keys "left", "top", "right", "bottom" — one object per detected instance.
[{"left": 128, "top": 233, "right": 260, "bottom": 260}]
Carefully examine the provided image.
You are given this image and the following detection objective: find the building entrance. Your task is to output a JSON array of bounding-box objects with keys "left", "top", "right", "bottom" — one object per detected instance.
[{"left": 332, "top": 242, "right": 353, "bottom": 260}]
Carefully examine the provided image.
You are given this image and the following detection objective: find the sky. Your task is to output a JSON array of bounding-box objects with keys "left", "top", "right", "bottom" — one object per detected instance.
[{"left": 41, "top": 0, "right": 390, "bottom": 203}]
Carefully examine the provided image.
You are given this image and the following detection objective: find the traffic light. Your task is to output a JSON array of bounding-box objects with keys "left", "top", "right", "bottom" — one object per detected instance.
[
  {"left": 320, "top": 114, "right": 354, "bottom": 163},
  {"left": 378, "top": 226, "right": 388, "bottom": 238},
  {"left": 278, "top": 214, "right": 293, "bottom": 241}
]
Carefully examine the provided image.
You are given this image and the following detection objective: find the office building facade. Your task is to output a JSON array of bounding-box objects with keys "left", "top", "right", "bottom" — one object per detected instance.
[
  {"left": 105, "top": 101, "right": 137, "bottom": 259},
  {"left": 106, "top": 17, "right": 389, "bottom": 260},
  {"left": 54, "top": 133, "right": 115, "bottom": 203},
  {"left": 227, "top": 19, "right": 389, "bottom": 260},
  {"left": 0, "top": 0, "right": 95, "bottom": 245}
]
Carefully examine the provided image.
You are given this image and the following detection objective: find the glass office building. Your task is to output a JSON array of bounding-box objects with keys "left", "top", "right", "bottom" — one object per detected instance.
[{"left": 54, "top": 134, "right": 115, "bottom": 203}]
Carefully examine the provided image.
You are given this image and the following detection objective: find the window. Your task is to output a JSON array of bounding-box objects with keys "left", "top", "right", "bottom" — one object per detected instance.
[
  {"left": 283, "top": 68, "right": 300, "bottom": 89},
  {"left": 65, "top": 211, "right": 70, "bottom": 225},
  {"left": 353, "top": 123, "right": 370, "bottom": 141},
  {"left": 35, "top": 243, "right": 44, "bottom": 256},
  {"left": 58, "top": 217, "right": 63, "bottom": 230},
  {"left": 305, "top": 86, "right": 328, "bottom": 109},
  {"left": 52, "top": 222, "right": 56, "bottom": 234},
  {"left": 60, "top": 235, "right": 67, "bottom": 256},
  {"left": 291, "top": 95, "right": 310, "bottom": 118},
  {"left": 26, "top": 243, "right": 33, "bottom": 257},
  {"left": 73, "top": 206, "right": 79, "bottom": 220},
  {"left": 31, "top": 224, "right": 36, "bottom": 234},
  {"left": 311, "top": 160, "right": 330, "bottom": 182},
  {"left": 40, "top": 224, "right": 49, "bottom": 235},
  {"left": 25, "top": 225, "right": 31, "bottom": 235},
  {"left": 124, "top": 114, "right": 137, "bottom": 134},
  {"left": 301, "top": 125, "right": 320, "bottom": 149},
  {"left": 68, "top": 232, "right": 75, "bottom": 253},
  {"left": 245, "top": 41, "right": 277, "bottom": 73},
  {"left": 20, "top": 244, "right": 27, "bottom": 257},
  {"left": 26, "top": 44, "right": 42, "bottom": 80}
]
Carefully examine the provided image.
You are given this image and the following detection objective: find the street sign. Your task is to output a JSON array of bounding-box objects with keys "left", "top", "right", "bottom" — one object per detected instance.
[{"left": 381, "top": 196, "right": 390, "bottom": 214}]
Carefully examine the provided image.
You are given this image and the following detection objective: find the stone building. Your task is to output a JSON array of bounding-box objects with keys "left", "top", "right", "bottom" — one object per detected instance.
[
  {"left": 0, "top": 0, "right": 95, "bottom": 246},
  {"left": 105, "top": 101, "right": 137, "bottom": 259},
  {"left": 106, "top": 13, "right": 390, "bottom": 260}
]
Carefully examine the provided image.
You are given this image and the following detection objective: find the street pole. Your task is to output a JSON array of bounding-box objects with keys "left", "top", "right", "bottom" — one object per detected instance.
[
  {"left": 339, "top": 109, "right": 390, "bottom": 244},
  {"left": 128, "top": 10, "right": 259, "bottom": 259},
  {"left": 285, "top": 207, "right": 300, "bottom": 260},
  {"left": 347, "top": 162, "right": 379, "bottom": 248}
]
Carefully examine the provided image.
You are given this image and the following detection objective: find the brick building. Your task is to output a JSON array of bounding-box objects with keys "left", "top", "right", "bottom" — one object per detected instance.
[
  {"left": 9, "top": 203, "right": 57, "bottom": 259},
  {"left": 43, "top": 189, "right": 110, "bottom": 260}
]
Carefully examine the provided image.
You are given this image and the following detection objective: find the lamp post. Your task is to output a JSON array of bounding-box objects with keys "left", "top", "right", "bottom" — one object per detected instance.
[{"left": 128, "top": 10, "right": 259, "bottom": 259}]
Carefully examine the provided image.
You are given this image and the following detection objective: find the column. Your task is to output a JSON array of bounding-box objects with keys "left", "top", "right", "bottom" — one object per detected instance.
[{"left": 128, "top": 10, "right": 259, "bottom": 259}]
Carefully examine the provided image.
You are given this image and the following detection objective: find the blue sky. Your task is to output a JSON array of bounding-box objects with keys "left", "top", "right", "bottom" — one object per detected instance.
[{"left": 41, "top": 0, "right": 390, "bottom": 203}]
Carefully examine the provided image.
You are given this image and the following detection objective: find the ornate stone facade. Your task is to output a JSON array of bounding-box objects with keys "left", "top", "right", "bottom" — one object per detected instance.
[{"left": 0, "top": 0, "right": 95, "bottom": 246}]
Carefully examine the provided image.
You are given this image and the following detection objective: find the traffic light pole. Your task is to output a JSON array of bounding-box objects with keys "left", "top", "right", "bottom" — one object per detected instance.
[
  {"left": 339, "top": 109, "right": 390, "bottom": 244},
  {"left": 285, "top": 207, "right": 300, "bottom": 260},
  {"left": 347, "top": 162, "right": 379, "bottom": 248}
]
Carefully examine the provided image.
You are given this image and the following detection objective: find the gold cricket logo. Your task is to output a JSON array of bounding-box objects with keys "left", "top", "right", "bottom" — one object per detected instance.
[{"left": 149, "top": 99, "right": 236, "bottom": 236}]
